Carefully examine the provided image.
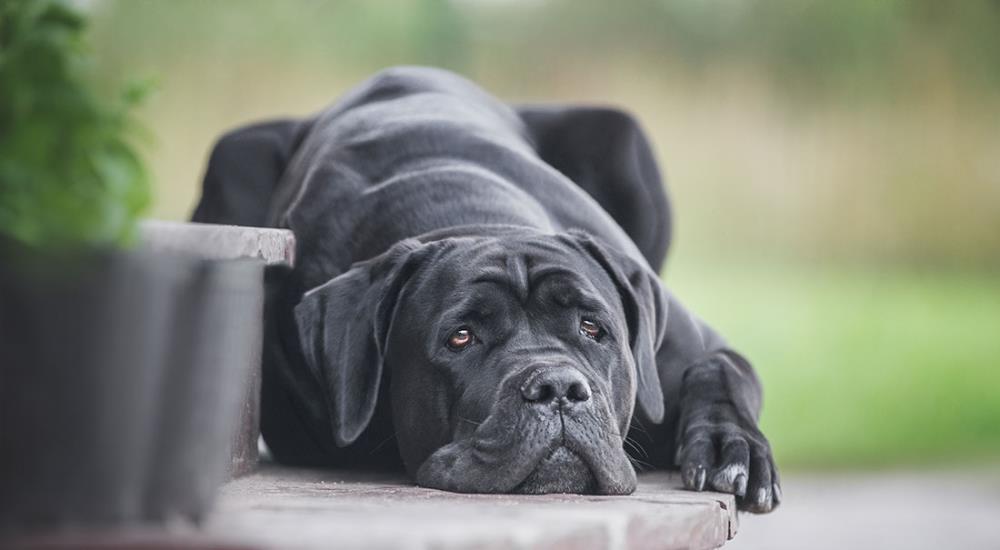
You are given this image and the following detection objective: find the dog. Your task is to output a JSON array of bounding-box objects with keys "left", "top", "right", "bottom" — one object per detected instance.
[{"left": 192, "top": 66, "right": 779, "bottom": 512}]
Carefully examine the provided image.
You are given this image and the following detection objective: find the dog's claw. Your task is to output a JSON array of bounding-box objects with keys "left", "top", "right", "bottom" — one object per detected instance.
[
  {"left": 772, "top": 483, "right": 782, "bottom": 505},
  {"left": 734, "top": 473, "right": 748, "bottom": 497},
  {"left": 682, "top": 464, "right": 708, "bottom": 491},
  {"left": 755, "top": 487, "right": 768, "bottom": 509}
]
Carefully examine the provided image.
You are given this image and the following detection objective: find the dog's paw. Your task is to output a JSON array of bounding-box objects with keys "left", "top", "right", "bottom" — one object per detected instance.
[{"left": 675, "top": 403, "right": 780, "bottom": 513}]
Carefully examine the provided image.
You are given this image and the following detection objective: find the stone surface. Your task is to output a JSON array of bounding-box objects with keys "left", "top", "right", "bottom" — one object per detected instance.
[
  {"left": 728, "top": 468, "right": 1000, "bottom": 550},
  {"left": 202, "top": 466, "right": 738, "bottom": 550},
  {"left": 140, "top": 220, "right": 295, "bottom": 266}
]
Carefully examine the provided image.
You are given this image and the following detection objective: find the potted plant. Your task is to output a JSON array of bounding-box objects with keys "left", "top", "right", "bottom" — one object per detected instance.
[{"left": 0, "top": 0, "right": 263, "bottom": 537}]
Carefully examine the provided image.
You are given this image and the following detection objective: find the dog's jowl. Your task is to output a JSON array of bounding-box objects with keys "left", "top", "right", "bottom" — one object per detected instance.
[{"left": 193, "top": 66, "right": 780, "bottom": 513}]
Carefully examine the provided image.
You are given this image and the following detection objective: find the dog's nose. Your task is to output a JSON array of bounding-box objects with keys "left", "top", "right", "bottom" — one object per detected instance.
[{"left": 521, "top": 368, "right": 591, "bottom": 405}]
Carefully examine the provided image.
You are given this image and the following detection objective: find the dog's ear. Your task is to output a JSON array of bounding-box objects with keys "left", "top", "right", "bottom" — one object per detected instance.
[
  {"left": 517, "top": 105, "right": 671, "bottom": 272},
  {"left": 192, "top": 118, "right": 310, "bottom": 226},
  {"left": 294, "top": 239, "right": 437, "bottom": 447},
  {"left": 565, "top": 231, "right": 667, "bottom": 424}
]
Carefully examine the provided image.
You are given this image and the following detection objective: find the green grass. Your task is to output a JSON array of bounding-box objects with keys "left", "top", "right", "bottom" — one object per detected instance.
[{"left": 664, "top": 258, "right": 1000, "bottom": 470}]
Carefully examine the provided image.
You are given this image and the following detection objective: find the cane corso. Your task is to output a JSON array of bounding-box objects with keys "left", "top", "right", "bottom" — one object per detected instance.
[{"left": 192, "top": 66, "right": 779, "bottom": 512}]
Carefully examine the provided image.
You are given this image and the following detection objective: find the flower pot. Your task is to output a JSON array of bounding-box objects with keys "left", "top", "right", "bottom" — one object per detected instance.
[
  {"left": 144, "top": 258, "right": 263, "bottom": 522},
  {"left": 0, "top": 242, "right": 263, "bottom": 536}
]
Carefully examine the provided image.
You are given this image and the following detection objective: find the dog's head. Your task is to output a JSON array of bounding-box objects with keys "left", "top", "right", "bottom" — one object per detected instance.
[{"left": 294, "top": 230, "right": 667, "bottom": 494}]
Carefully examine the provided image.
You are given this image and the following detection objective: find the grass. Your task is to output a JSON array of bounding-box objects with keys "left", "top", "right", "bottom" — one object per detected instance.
[{"left": 665, "top": 256, "right": 1000, "bottom": 470}]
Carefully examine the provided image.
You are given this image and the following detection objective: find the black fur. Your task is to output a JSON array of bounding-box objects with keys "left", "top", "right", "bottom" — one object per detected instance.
[{"left": 193, "top": 67, "right": 779, "bottom": 511}]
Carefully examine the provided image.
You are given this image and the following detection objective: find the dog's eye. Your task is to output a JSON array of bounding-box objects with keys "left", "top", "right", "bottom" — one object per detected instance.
[
  {"left": 447, "top": 327, "right": 475, "bottom": 350},
  {"left": 579, "top": 319, "right": 603, "bottom": 340}
]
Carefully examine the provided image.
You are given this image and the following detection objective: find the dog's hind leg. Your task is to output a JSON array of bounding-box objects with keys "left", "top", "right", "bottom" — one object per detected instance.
[
  {"left": 517, "top": 106, "right": 672, "bottom": 272},
  {"left": 191, "top": 119, "right": 308, "bottom": 227}
]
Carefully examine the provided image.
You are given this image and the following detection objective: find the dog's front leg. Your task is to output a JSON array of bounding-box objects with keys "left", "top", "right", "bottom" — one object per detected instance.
[
  {"left": 674, "top": 351, "right": 779, "bottom": 512},
  {"left": 649, "top": 291, "right": 781, "bottom": 513}
]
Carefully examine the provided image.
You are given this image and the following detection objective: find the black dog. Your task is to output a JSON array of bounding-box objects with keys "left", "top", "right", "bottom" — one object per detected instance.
[{"left": 193, "top": 67, "right": 779, "bottom": 512}]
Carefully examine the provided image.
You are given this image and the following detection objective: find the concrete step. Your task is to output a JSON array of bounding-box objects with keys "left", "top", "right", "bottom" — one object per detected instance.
[{"left": 204, "top": 466, "right": 738, "bottom": 550}]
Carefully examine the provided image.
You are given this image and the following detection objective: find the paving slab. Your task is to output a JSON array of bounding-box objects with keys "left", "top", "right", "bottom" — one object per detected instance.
[{"left": 203, "top": 466, "right": 737, "bottom": 550}]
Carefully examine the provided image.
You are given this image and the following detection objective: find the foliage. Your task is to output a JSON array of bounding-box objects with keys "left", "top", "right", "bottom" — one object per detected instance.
[{"left": 0, "top": 0, "right": 150, "bottom": 248}]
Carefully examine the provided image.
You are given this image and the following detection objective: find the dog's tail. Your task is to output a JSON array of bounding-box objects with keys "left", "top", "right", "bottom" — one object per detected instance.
[{"left": 191, "top": 119, "right": 309, "bottom": 227}]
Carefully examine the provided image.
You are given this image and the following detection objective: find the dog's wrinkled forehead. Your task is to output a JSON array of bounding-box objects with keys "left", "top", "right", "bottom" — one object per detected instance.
[{"left": 414, "top": 235, "right": 616, "bottom": 305}]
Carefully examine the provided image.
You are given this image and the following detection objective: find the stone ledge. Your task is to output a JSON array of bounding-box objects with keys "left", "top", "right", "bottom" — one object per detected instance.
[
  {"left": 140, "top": 220, "right": 295, "bottom": 266},
  {"left": 204, "top": 466, "right": 738, "bottom": 550}
]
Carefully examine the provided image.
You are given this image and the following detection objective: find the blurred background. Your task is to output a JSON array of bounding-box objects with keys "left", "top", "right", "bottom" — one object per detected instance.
[{"left": 81, "top": 0, "right": 999, "bottom": 477}]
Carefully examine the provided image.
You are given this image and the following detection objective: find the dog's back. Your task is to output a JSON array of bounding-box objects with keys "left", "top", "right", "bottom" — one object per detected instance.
[
  {"left": 195, "top": 67, "right": 671, "bottom": 278},
  {"left": 275, "top": 68, "right": 657, "bottom": 286}
]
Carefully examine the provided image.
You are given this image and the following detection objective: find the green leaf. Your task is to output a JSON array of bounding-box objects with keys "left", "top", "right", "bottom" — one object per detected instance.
[{"left": 0, "top": 0, "right": 152, "bottom": 249}]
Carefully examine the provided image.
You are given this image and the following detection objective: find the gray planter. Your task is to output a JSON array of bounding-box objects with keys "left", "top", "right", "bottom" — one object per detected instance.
[
  {"left": 145, "top": 257, "right": 264, "bottom": 522},
  {"left": 0, "top": 242, "right": 263, "bottom": 535}
]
